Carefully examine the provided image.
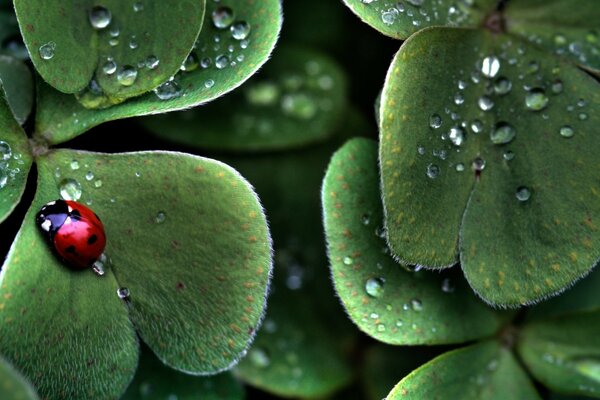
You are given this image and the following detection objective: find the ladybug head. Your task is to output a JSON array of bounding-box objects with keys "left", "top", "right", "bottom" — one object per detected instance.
[{"left": 36, "top": 200, "right": 69, "bottom": 237}]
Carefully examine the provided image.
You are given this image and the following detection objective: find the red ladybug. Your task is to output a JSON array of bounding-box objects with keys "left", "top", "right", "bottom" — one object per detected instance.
[{"left": 36, "top": 199, "right": 106, "bottom": 270}]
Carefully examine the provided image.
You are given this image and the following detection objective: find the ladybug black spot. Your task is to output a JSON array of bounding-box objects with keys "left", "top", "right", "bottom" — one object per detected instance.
[
  {"left": 65, "top": 245, "right": 77, "bottom": 254},
  {"left": 87, "top": 234, "right": 98, "bottom": 245}
]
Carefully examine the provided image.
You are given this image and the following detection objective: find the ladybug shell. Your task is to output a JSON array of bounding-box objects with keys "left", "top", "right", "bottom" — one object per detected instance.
[{"left": 36, "top": 200, "right": 106, "bottom": 269}]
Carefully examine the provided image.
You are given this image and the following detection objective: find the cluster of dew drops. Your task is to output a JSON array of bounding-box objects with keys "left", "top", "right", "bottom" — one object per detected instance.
[
  {"left": 38, "top": 0, "right": 252, "bottom": 101},
  {"left": 360, "top": 0, "right": 472, "bottom": 28},
  {"left": 418, "top": 42, "right": 589, "bottom": 204},
  {"left": 0, "top": 141, "right": 25, "bottom": 191}
]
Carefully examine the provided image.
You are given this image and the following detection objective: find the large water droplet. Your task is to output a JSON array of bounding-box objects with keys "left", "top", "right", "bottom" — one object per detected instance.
[
  {"left": 117, "top": 65, "right": 138, "bottom": 86},
  {"left": 560, "top": 125, "right": 574, "bottom": 138},
  {"left": 426, "top": 164, "right": 439, "bottom": 179},
  {"left": 515, "top": 186, "right": 531, "bottom": 202},
  {"left": 212, "top": 6, "right": 235, "bottom": 29},
  {"left": 39, "top": 42, "right": 56, "bottom": 60},
  {"left": 429, "top": 114, "right": 442, "bottom": 129},
  {"left": 231, "top": 21, "right": 251, "bottom": 40},
  {"left": 525, "top": 88, "right": 549, "bottom": 111},
  {"left": 365, "top": 277, "right": 385, "bottom": 298},
  {"left": 59, "top": 178, "right": 82, "bottom": 201},
  {"left": 88, "top": 6, "right": 112, "bottom": 29},
  {"left": 481, "top": 56, "right": 500, "bottom": 78},
  {"left": 448, "top": 126, "right": 465, "bottom": 146},
  {"left": 490, "top": 122, "right": 516, "bottom": 145}
]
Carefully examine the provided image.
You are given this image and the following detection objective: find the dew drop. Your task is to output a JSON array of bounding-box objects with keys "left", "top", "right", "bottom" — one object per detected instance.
[
  {"left": 231, "top": 21, "right": 251, "bottom": 40},
  {"left": 102, "top": 59, "right": 117, "bottom": 75},
  {"left": 448, "top": 126, "right": 465, "bottom": 146},
  {"left": 154, "top": 80, "right": 183, "bottom": 100},
  {"left": 503, "top": 150, "right": 515, "bottom": 161},
  {"left": 426, "top": 164, "right": 439, "bottom": 179},
  {"left": 0, "top": 141, "right": 12, "bottom": 160},
  {"left": 470, "top": 120, "right": 483, "bottom": 133},
  {"left": 472, "top": 157, "right": 486, "bottom": 172},
  {"left": 212, "top": 6, "right": 235, "bottom": 29},
  {"left": 117, "top": 65, "right": 138, "bottom": 86},
  {"left": 490, "top": 122, "right": 516, "bottom": 145},
  {"left": 145, "top": 55, "right": 160, "bottom": 69},
  {"left": 551, "top": 80, "right": 563, "bottom": 94},
  {"left": 88, "top": 6, "right": 112, "bottom": 29},
  {"left": 455, "top": 163, "right": 465, "bottom": 172},
  {"left": 181, "top": 52, "right": 199, "bottom": 72},
  {"left": 155, "top": 211, "right": 166, "bottom": 224},
  {"left": 481, "top": 56, "right": 500, "bottom": 78},
  {"left": 204, "top": 79, "right": 215, "bottom": 88},
  {"left": 410, "top": 299, "right": 423, "bottom": 311},
  {"left": 133, "top": 1, "right": 144, "bottom": 12},
  {"left": 525, "top": 88, "right": 549, "bottom": 111},
  {"left": 560, "top": 125, "right": 574, "bottom": 138},
  {"left": 441, "top": 278, "right": 455, "bottom": 293},
  {"left": 515, "top": 186, "right": 531, "bottom": 202},
  {"left": 85, "top": 171, "right": 94, "bottom": 181},
  {"left": 343, "top": 256, "right": 353, "bottom": 265},
  {"left": 493, "top": 77, "right": 512, "bottom": 95},
  {"left": 249, "top": 348, "right": 270, "bottom": 368},
  {"left": 579, "top": 112, "right": 588, "bottom": 121},
  {"left": 117, "top": 287, "right": 130, "bottom": 299},
  {"left": 59, "top": 178, "right": 82, "bottom": 201},
  {"left": 365, "top": 277, "right": 385, "bottom": 298},
  {"left": 478, "top": 96, "right": 494, "bottom": 111},
  {"left": 39, "top": 42, "right": 56, "bottom": 60},
  {"left": 281, "top": 93, "right": 317, "bottom": 120},
  {"left": 429, "top": 113, "right": 442, "bottom": 129}
]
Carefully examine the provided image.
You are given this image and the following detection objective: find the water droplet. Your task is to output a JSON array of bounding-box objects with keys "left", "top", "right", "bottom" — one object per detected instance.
[
  {"left": 231, "top": 21, "right": 251, "bottom": 40},
  {"left": 85, "top": 171, "right": 94, "bottom": 181},
  {"left": 478, "top": 95, "right": 494, "bottom": 111},
  {"left": 204, "top": 79, "right": 215, "bottom": 88},
  {"left": 145, "top": 55, "right": 159, "bottom": 69},
  {"left": 426, "top": 164, "right": 439, "bottom": 179},
  {"left": 429, "top": 114, "right": 442, "bottom": 129},
  {"left": 560, "top": 125, "right": 574, "bottom": 138},
  {"left": 215, "top": 54, "right": 229, "bottom": 69},
  {"left": 503, "top": 150, "right": 515, "bottom": 161},
  {"left": 117, "top": 287, "right": 130, "bottom": 299},
  {"left": 181, "top": 52, "right": 198, "bottom": 72},
  {"left": 128, "top": 36, "right": 138, "bottom": 49},
  {"left": 365, "top": 277, "right": 385, "bottom": 298},
  {"left": 454, "top": 93, "right": 464, "bottom": 105},
  {"left": 471, "top": 120, "right": 483, "bottom": 133},
  {"left": 102, "top": 59, "right": 117, "bottom": 75},
  {"left": 155, "top": 211, "right": 166, "bottom": 224},
  {"left": 516, "top": 186, "right": 531, "bottom": 202},
  {"left": 494, "top": 77, "right": 512, "bottom": 95},
  {"left": 457, "top": 80, "right": 467, "bottom": 90},
  {"left": 472, "top": 157, "right": 486, "bottom": 172},
  {"left": 70, "top": 160, "right": 80, "bottom": 170},
  {"left": 551, "top": 80, "right": 563, "bottom": 94},
  {"left": 579, "top": 112, "right": 588, "bottom": 121},
  {"left": 59, "top": 178, "right": 82, "bottom": 201},
  {"left": 281, "top": 93, "right": 317, "bottom": 120},
  {"left": 525, "top": 88, "right": 549, "bottom": 111},
  {"left": 0, "top": 141, "right": 12, "bottom": 160},
  {"left": 448, "top": 126, "right": 465, "bottom": 146},
  {"left": 154, "top": 80, "right": 183, "bottom": 100},
  {"left": 361, "top": 213, "right": 371, "bottom": 225},
  {"left": 39, "top": 42, "right": 56, "bottom": 60},
  {"left": 343, "top": 256, "right": 353, "bottom": 265},
  {"left": 249, "top": 348, "right": 270, "bottom": 368},
  {"left": 212, "top": 6, "right": 235, "bottom": 29},
  {"left": 410, "top": 299, "right": 423, "bottom": 311},
  {"left": 481, "top": 56, "right": 500, "bottom": 78},
  {"left": 376, "top": 323, "right": 386, "bottom": 332},
  {"left": 407, "top": 0, "right": 424, "bottom": 6},
  {"left": 381, "top": 8, "right": 399, "bottom": 25},
  {"left": 88, "top": 6, "right": 112, "bottom": 29},
  {"left": 490, "top": 122, "right": 516, "bottom": 145},
  {"left": 133, "top": 1, "right": 144, "bottom": 12},
  {"left": 455, "top": 163, "right": 465, "bottom": 172},
  {"left": 117, "top": 65, "right": 138, "bottom": 86},
  {"left": 554, "top": 34, "right": 567, "bottom": 46},
  {"left": 441, "top": 278, "right": 455, "bottom": 293},
  {"left": 527, "top": 60, "right": 540, "bottom": 74},
  {"left": 93, "top": 179, "right": 102, "bottom": 188}
]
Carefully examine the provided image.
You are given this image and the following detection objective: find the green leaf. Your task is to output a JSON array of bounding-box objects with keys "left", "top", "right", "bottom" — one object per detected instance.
[
  {"left": 362, "top": 345, "right": 436, "bottom": 400},
  {"left": 0, "top": 10, "right": 28, "bottom": 60},
  {"left": 140, "top": 45, "right": 347, "bottom": 153},
  {"left": 34, "top": 0, "right": 282, "bottom": 146},
  {"left": 0, "top": 95, "right": 32, "bottom": 224},
  {"left": 388, "top": 341, "right": 541, "bottom": 400},
  {"left": 518, "top": 310, "right": 600, "bottom": 398},
  {"left": 14, "top": 0, "right": 205, "bottom": 103},
  {"left": 122, "top": 347, "right": 244, "bottom": 400},
  {"left": 505, "top": 0, "right": 600, "bottom": 74},
  {"left": 342, "top": 0, "right": 496, "bottom": 40},
  {"left": 0, "top": 149, "right": 272, "bottom": 399},
  {"left": 0, "top": 357, "right": 39, "bottom": 400},
  {"left": 380, "top": 27, "right": 600, "bottom": 306},
  {"left": 323, "top": 138, "right": 502, "bottom": 345},
  {"left": 0, "top": 55, "right": 33, "bottom": 124}
]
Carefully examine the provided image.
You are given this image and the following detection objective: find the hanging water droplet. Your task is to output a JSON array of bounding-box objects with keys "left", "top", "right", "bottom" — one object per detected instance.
[
  {"left": 478, "top": 95, "right": 494, "bottom": 111},
  {"left": 493, "top": 77, "right": 512, "bottom": 95},
  {"left": 472, "top": 157, "right": 486, "bottom": 172},
  {"left": 441, "top": 278, "right": 455, "bottom": 293},
  {"left": 429, "top": 114, "right": 442, "bottom": 129},
  {"left": 343, "top": 256, "right": 353, "bottom": 265},
  {"left": 525, "top": 88, "right": 549, "bottom": 111},
  {"left": 490, "top": 122, "right": 516, "bottom": 145},
  {"left": 470, "top": 120, "right": 483, "bottom": 134},
  {"left": 181, "top": 52, "right": 199, "bottom": 72},
  {"left": 154, "top": 80, "right": 183, "bottom": 100},
  {"left": 88, "top": 6, "right": 112, "bottom": 29},
  {"left": 410, "top": 299, "right": 423, "bottom": 311},
  {"left": 117, "top": 65, "right": 138, "bottom": 86},
  {"left": 212, "top": 6, "right": 235, "bottom": 29},
  {"left": 481, "top": 56, "right": 500, "bottom": 78},
  {"left": 0, "top": 141, "right": 12, "bottom": 160},
  {"left": 365, "top": 277, "right": 385, "bottom": 298},
  {"left": 145, "top": 55, "right": 159, "bottom": 69},
  {"left": 448, "top": 126, "right": 465, "bottom": 146},
  {"left": 515, "top": 186, "right": 531, "bottom": 202},
  {"left": 249, "top": 348, "right": 270, "bottom": 368},
  {"left": 230, "top": 21, "right": 251, "bottom": 40},
  {"left": 155, "top": 211, "right": 166, "bottom": 224},
  {"left": 39, "top": 42, "right": 56, "bottom": 60},
  {"left": 102, "top": 59, "right": 117, "bottom": 75},
  {"left": 503, "top": 150, "right": 515, "bottom": 161},
  {"left": 560, "top": 125, "right": 574, "bottom": 138},
  {"left": 426, "top": 164, "right": 440, "bottom": 179},
  {"left": 59, "top": 178, "right": 82, "bottom": 201},
  {"left": 117, "top": 287, "right": 130, "bottom": 299}
]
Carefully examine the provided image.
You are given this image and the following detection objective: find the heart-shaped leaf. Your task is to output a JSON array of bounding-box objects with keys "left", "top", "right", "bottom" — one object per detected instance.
[
  {"left": 323, "top": 138, "right": 502, "bottom": 345},
  {"left": 0, "top": 149, "right": 272, "bottom": 399},
  {"left": 505, "top": 0, "right": 600, "bottom": 74},
  {"left": 14, "top": 0, "right": 205, "bottom": 103},
  {"left": 34, "top": 0, "right": 282, "bottom": 146},
  {"left": 0, "top": 96, "right": 32, "bottom": 223},
  {"left": 518, "top": 309, "right": 600, "bottom": 398},
  {"left": 387, "top": 341, "right": 541, "bottom": 399},
  {"left": 140, "top": 45, "right": 347, "bottom": 153},
  {"left": 0, "top": 357, "right": 39, "bottom": 400},
  {"left": 0, "top": 55, "right": 33, "bottom": 124},
  {"left": 122, "top": 346, "right": 244, "bottom": 400},
  {"left": 380, "top": 27, "right": 600, "bottom": 306},
  {"left": 342, "top": 0, "right": 496, "bottom": 40}
]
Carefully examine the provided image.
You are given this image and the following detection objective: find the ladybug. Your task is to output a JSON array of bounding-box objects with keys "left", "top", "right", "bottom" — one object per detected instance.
[{"left": 36, "top": 199, "right": 106, "bottom": 270}]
